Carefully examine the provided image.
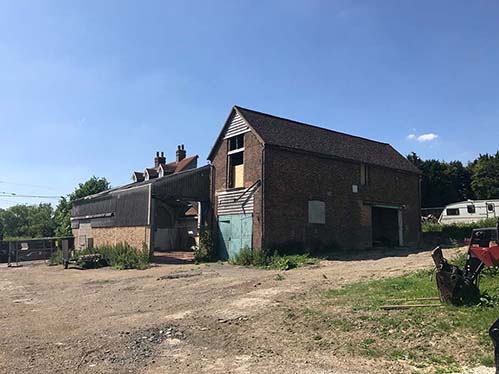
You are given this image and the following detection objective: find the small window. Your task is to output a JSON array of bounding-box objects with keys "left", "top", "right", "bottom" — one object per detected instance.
[
  {"left": 308, "top": 200, "right": 325, "bottom": 224},
  {"left": 488, "top": 203, "right": 495, "bottom": 212},
  {"left": 360, "top": 163, "right": 369, "bottom": 185},
  {"left": 446, "top": 208, "right": 460, "bottom": 216},
  {"left": 229, "top": 134, "right": 244, "bottom": 151},
  {"left": 467, "top": 205, "right": 475, "bottom": 214}
]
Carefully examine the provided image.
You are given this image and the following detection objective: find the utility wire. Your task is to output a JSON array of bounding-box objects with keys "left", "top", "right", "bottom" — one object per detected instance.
[
  {"left": 0, "top": 192, "right": 62, "bottom": 199},
  {"left": 0, "top": 180, "right": 56, "bottom": 190}
]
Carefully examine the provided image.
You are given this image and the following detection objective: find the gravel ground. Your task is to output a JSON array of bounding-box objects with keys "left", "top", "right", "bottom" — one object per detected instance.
[{"left": 0, "top": 247, "right": 492, "bottom": 374}]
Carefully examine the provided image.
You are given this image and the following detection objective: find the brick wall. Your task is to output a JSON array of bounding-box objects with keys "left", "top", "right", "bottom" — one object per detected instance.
[
  {"left": 263, "top": 146, "right": 420, "bottom": 250},
  {"left": 211, "top": 130, "right": 263, "bottom": 248},
  {"left": 73, "top": 226, "right": 151, "bottom": 250}
]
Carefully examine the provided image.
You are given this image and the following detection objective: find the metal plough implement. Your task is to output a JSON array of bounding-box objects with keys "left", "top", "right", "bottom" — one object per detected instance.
[{"left": 432, "top": 219, "right": 499, "bottom": 373}]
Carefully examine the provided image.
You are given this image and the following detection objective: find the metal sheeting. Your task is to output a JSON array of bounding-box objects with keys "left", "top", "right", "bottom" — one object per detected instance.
[
  {"left": 71, "top": 185, "right": 150, "bottom": 228},
  {"left": 152, "top": 165, "right": 211, "bottom": 202},
  {"left": 71, "top": 166, "right": 212, "bottom": 229},
  {"left": 217, "top": 187, "right": 256, "bottom": 216},
  {"left": 224, "top": 112, "right": 250, "bottom": 139}
]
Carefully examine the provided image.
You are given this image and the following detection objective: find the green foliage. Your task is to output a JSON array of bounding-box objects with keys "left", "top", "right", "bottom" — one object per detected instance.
[
  {"left": 193, "top": 228, "right": 216, "bottom": 262},
  {"left": 470, "top": 152, "right": 499, "bottom": 199},
  {"left": 0, "top": 209, "right": 3, "bottom": 239},
  {"left": 49, "top": 249, "right": 63, "bottom": 265},
  {"left": 407, "top": 153, "right": 474, "bottom": 208},
  {"left": 408, "top": 152, "right": 499, "bottom": 208},
  {"left": 54, "top": 176, "right": 110, "bottom": 236},
  {"left": 76, "top": 242, "right": 149, "bottom": 270},
  {"left": 0, "top": 177, "right": 110, "bottom": 240},
  {"left": 229, "top": 247, "right": 318, "bottom": 270},
  {"left": 422, "top": 217, "right": 498, "bottom": 242},
  {"left": 54, "top": 197, "right": 72, "bottom": 237},
  {"left": 0, "top": 203, "right": 55, "bottom": 239},
  {"left": 324, "top": 264, "right": 499, "bottom": 370}
]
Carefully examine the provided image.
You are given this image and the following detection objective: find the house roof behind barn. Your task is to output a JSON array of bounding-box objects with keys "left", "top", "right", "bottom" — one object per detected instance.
[
  {"left": 175, "top": 155, "right": 198, "bottom": 173},
  {"left": 208, "top": 106, "right": 420, "bottom": 174}
]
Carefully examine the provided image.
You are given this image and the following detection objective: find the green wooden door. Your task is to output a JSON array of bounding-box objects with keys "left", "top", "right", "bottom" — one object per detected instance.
[{"left": 217, "top": 214, "right": 253, "bottom": 260}]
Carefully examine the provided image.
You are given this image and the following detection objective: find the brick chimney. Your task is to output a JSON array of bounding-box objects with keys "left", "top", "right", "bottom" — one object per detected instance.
[
  {"left": 176, "top": 144, "right": 186, "bottom": 163},
  {"left": 154, "top": 151, "right": 166, "bottom": 168}
]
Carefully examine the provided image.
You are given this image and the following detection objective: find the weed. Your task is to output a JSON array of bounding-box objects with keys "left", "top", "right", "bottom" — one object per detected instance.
[
  {"left": 75, "top": 242, "right": 149, "bottom": 270},
  {"left": 193, "top": 228, "right": 216, "bottom": 262},
  {"left": 275, "top": 274, "right": 285, "bottom": 281},
  {"left": 49, "top": 249, "right": 63, "bottom": 265},
  {"left": 229, "top": 247, "right": 318, "bottom": 271}
]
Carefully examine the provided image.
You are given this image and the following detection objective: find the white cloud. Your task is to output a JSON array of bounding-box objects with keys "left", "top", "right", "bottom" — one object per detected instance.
[{"left": 407, "top": 133, "right": 439, "bottom": 142}]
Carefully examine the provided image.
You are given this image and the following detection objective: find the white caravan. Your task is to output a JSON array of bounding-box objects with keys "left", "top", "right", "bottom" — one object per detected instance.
[{"left": 438, "top": 199, "right": 499, "bottom": 225}]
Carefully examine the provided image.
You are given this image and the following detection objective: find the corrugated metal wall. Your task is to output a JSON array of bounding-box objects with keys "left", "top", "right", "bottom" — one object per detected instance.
[
  {"left": 72, "top": 185, "right": 150, "bottom": 228},
  {"left": 152, "top": 165, "right": 211, "bottom": 201},
  {"left": 71, "top": 166, "right": 212, "bottom": 229}
]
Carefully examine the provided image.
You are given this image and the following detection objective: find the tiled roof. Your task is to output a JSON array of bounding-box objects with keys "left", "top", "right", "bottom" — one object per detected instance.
[
  {"left": 175, "top": 156, "right": 198, "bottom": 173},
  {"left": 233, "top": 106, "right": 420, "bottom": 174},
  {"left": 159, "top": 162, "right": 177, "bottom": 175},
  {"left": 145, "top": 168, "right": 158, "bottom": 178}
]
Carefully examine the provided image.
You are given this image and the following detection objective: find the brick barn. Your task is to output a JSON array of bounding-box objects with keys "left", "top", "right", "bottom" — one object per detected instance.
[{"left": 208, "top": 106, "right": 421, "bottom": 259}]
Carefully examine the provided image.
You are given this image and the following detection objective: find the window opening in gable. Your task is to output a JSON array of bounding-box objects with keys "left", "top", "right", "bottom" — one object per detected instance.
[{"left": 228, "top": 151, "right": 244, "bottom": 188}]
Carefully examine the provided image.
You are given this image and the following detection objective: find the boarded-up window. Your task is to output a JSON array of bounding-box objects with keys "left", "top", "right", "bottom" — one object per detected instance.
[
  {"left": 308, "top": 200, "right": 325, "bottom": 224},
  {"left": 229, "top": 151, "right": 244, "bottom": 188}
]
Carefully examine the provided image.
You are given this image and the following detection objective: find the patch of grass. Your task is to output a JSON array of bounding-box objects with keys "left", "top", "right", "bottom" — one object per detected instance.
[
  {"left": 229, "top": 247, "right": 318, "bottom": 270},
  {"left": 76, "top": 242, "right": 150, "bottom": 270},
  {"left": 193, "top": 228, "right": 216, "bottom": 263},
  {"left": 323, "top": 263, "right": 498, "bottom": 371},
  {"left": 49, "top": 249, "right": 63, "bottom": 265}
]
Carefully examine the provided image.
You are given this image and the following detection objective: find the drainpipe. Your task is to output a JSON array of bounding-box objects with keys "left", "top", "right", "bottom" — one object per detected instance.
[{"left": 261, "top": 145, "right": 266, "bottom": 249}]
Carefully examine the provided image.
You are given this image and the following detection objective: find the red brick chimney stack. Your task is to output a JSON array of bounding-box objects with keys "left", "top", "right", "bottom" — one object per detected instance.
[
  {"left": 176, "top": 144, "right": 186, "bottom": 163},
  {"left": 154, "top": 151, "right": 166, "bottom": 168}
]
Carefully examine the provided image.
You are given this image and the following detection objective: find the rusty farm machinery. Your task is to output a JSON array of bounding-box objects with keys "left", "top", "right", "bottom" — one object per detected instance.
[{"left": 432, "top": 219, "right": 499, "bottom": 372}]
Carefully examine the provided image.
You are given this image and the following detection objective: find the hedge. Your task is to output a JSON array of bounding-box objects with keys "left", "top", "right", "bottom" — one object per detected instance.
[{"left": 423, "top": 217, "right": 498, "bottom": 244}]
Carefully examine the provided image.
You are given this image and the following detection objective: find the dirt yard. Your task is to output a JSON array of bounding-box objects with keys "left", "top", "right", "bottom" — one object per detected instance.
[{"left": 0, "top": 247, "right": 484, "bottom": 374}]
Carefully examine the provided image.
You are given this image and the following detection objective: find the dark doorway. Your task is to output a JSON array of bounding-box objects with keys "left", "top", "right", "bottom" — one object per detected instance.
[{"left": 372, "top": 207, "right": 400, "bottom": 247}]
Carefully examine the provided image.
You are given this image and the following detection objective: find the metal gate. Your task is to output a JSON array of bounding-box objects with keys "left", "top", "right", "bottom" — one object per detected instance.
[
  {"left": 217, "top": 214, "right": 252, "bottom": 260},
  {"left": 0, "top": 237, "right": 74, "bottom": 265}
]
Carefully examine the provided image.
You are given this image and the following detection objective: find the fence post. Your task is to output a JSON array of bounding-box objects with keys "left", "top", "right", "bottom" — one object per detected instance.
[{"left": 8, "top": 242, "right": 15, "bottom": 267}]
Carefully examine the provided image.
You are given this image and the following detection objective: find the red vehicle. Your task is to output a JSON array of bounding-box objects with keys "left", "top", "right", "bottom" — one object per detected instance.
[{"left": 432, "top": 220, "right": 499, "bottom": 373}]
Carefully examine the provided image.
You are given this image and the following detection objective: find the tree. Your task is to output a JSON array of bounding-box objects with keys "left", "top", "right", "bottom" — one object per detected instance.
[
  {"left": 54, "top": 197, "right": 71, "bottom": 237},
  {"left": 470, "top": 152, "right": 499, "bottom": 200},
  {"left": 447, "top": 160, "right": 473, "bottom": 201},
  {"left": 54, "top": 176, "right": 110, "bottom": 236},
  {"left": 0, "top": 208, "right": 5, "bottom": 240},
  {"left": 0, "top": 204, "right": 55, "bottom": 239},
  {"left": 407, "top": 153, "right": 474, "bottom": 208}
]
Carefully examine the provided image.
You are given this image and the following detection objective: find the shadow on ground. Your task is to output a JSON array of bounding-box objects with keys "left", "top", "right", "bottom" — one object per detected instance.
[
  {"left": 152, "top": 251, "right": 195, "bottom": 265},
  {"left": 316, "top": 245, "right": 458, "bottom": 262}
]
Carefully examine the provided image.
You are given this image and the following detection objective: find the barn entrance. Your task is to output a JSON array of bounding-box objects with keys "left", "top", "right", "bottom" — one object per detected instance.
[
  {"left": 372, "top": 206, "right": 403, "bottom": 247},
  {"left": 217, "top": 214, "right": 253, "bottom": 260}
]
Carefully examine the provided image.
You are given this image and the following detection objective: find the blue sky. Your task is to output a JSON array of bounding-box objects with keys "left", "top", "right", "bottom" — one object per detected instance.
[{"left": 1, "top": 0, "right": 499, "bottom": 208}]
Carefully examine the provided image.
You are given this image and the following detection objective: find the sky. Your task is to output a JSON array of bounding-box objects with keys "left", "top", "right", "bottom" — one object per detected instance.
[{"left": 1, "top": 0, "right": 499, "bottom": 209}]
